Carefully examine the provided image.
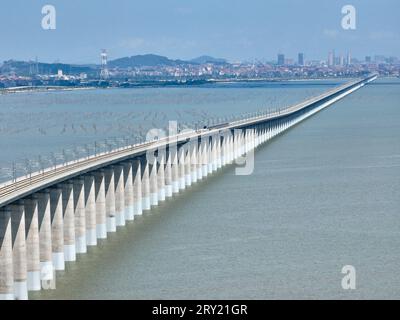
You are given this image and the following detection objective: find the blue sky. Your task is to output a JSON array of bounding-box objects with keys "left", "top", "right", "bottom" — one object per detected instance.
[{"left": 0, "top": 0, "right": 399, "bottom": 63}]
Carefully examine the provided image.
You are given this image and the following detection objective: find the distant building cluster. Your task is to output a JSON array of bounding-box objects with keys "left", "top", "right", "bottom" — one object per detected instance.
[{"left": 0, "top": 51, "right": 399, "bottom": 89}]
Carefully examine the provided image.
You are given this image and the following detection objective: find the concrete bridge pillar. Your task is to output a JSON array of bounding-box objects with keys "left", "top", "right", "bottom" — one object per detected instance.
[
  {"left": 113, "top": 165, "right": 126, "bottom": 227},
  {"left": 171, "top": 148, "right": 180, "bottom": 194},
  {"left": 141, "top": 160, "right": 151, "bottom": 210},
  {"left": 208, "top": 138, "right": 214, "bottom": 174},
  {"left": 164, "top": 152, "right": 173, "bottom": 197},
  {"left": 73, "top": 179, "right": 87, "bottom": 253},
  {"left": 49, "top": 188, "right": 65, "bottom": 270},
  {"left": 201, "top": 138, "right": 208, "bottom": 178},
  {"left": 23, "top": 198, "right": 40, "bottom": 291},
  {"left": 35, "top": 192, "right": 54, "bottom": 282},
  {"left": 149, "top": 162, "right": 158, "bottom": 206},
  {"left": 157, "top": 154, "right": 166, "bottom": 201},
  {"left": 61, "top": 183, "right": 76, "bottom": 262},
  {"left": 93, "top": 170, "right": 107, "bottom": 239},
  {"left": 104, "top": 168, "right": 117, "bottom": 232},
  {"left": 132, "top": 160, "right": 143, "bottom": 215},
  {"left": 122, "top": 162, "right": 134, "bottom": 221},
  {"left": 0, "top": 208, "right": 14, "bottom": 300},
  {"left": 184, "top": 146, "right": 192, "bottom": 187},
  {"left": 191, "top": 142, "right": 198, "bottom": 183},
  {"left": 211, "top": 136, "right": 218, "bottom": 172},
  {"left": 10, "top": 203, "right": 28, "bottom": 300},
  {"left": 196, "top": 141, "right": 203, "bottom": 181},
  {"left": 84, "top": 176, "right": 97, "bottom": 246},
  {"left": 216, "top": 136, "right": 222, "bottom": 169},
  {"left": 178, "top": 148, "right": 186, "bottom": 190}
]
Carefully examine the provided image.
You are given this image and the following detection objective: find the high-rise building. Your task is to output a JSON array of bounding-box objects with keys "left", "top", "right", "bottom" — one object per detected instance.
[
  {"left": 277, "top": 54, "right": 285, "bottom": 66},
  {"left": 347, "top": 52, "right": 351, "bottom": 65},
  {"left": 365, "top": 56, "right": 372, "bottom": 63},
  {"left": 298, "top": 53, "right": 304, "bottom": 66},
  {"left": 339, "top": 55, "right": 344, "bottom": 66},
  {"left": 328, "top": 51, "right": 334, "bottom": 66}
]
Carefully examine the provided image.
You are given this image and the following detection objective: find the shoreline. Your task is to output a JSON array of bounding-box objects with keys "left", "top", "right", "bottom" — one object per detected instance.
[{"left": 0, "top": 75, "right": 386, "bottom": 94}]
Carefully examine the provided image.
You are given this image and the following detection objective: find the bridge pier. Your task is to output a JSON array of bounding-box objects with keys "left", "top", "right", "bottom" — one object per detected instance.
[
  {"left": 10, "top": 203, "right": 28, "bottom": 300},
  {"left": 157, "top": 154, "right": 166, "bottom": 202},
  {"left": 114, "top": 165, "right": 126, "bottom": 227},
  {"left": 94, "top": 170, "right": 107, "bottom": 239},
  {"left": 23, "top": 198, "right": 41, "bottom": 291},
  {"left": 0, "top": 208, "right": 13, "bottom": 300},
  {"left": 49, "top": 188, "right": 65, "bottom": 270},
  {"left": 141, "top": 160, "right": 151, "bottom": 210},
  {"left": 171, "top": 149, "right": 180, "bottom": 194},
  {"left": 61, "top": 183, "right": 76, "bottom": 262},
  {"left": 104, "top": 168, "right": 117, "bottom": 232},
  {"left": 122, "top": 162, "right": 134, "bottom": 221},
  {"left": 132, "top": 160, "right": 142, "bottom": 215},
  {"left": 201, "top": 138, "right": 208, "bottom": 178},
  {"left": 185, "top": 146, "right": 192, "bottom": 187},
  {"left": 164, "top": 152, "right": 173, "bottom": 198},
  {"left": 191, "top": 142, "right": 198, "bottom": 184},
  {"left": 178, "top": 148, "right": 186, "bottom": 190},
  {"left": 84, "top": 176, "right": 97, "bottom": 246},
  {"left": 35, "top": 192, "right": 54, "bottom": 282},
  {"left": 149, "top": 162, "right": 158, "bottom": 206},
  {"left": 73, "top": 179, "right": 87, "bottom": 253}
]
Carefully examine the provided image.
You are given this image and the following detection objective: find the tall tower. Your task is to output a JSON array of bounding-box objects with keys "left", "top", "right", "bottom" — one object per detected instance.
[{"left": 100, "top": 49, "right": 109, "bottom": 79}]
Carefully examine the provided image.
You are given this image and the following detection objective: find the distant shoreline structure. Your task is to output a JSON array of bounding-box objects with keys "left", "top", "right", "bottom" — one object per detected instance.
[{"left": 0, "top": 76, "right": 365, "bottom": 95}]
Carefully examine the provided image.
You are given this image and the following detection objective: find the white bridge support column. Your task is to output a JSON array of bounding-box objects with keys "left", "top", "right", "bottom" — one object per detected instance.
[
  {"left": 0, "top": 208, "right": 14, "bottom": 300},
  {"left": 157, "top": 154, "right": 166, "bottom": 202},
  {"left": 201, "top": 137, "right": 209, "bottom": 178},
  {"left": 197, "top": 140, "right": 203, "bottom": 181},
  {"left": 10, "top": 203, "right": 27, "bottom": 300},
  {"left": 84, "top": 175, "right": 97, "bottom": 246},
  {"left": 208, "top": 138, "right": 214, "bottom": 174},
  {"left": 94, "top": 170, "right": 107, "bottom": 239},
  {"left": 216, "top": 136, "right": 222, "bottom": 169},
  {"left": 141, "top": 160, "right": 151, "bottom": 210},
  {"left": 191, "top": 141, "right": 198, "bottom": 184},
  {"left": 184, "top": 146, "right": 192, "bottom": 187},
  {"left": 104, "top": 167, "right": 116, "bottom": 232},
  {"left": 49, "top": 188, "right": 65, "bottom": 270},
  {"left": 113, "top": 165, "right": 126, "bottom": 227},
  {"left": 122, "top": 162, "right": 134, "bottom": 221},
  {"left": 73, "top": 179, "right": 87, "bottom": 254},
  {"left": 149, "top": 162, "right": 158, "bottom": 206},
  {"left": 171, "top": 148, "right": 180, "bottom": 194},
  {"left": 132, "top": 160, "right": 143, "bottom": 216},
  {"left": 164, "top": 152, "right": 173, "bottom": 198},
  {"left": 23, "top": 198, "right": 40, "bottom": 291},
  {"left": 61, "top": 183, "right": 76, "bottom": 262},
  {"left": 178, "top": 147, "right": 186, "bottom": 190},
  {"left": 36, "top": 192, "right": 54, "bottom": 283}
]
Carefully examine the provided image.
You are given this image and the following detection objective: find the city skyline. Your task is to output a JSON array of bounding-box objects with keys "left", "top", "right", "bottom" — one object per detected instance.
[{"left": 0, "top": 0, "right": 399, "bottom": 64}]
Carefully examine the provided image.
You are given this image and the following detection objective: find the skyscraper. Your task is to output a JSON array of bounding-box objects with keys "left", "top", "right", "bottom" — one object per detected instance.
[
  {"left": 298, "top": 53, "right": 304, "bottom": 66},
  {"left": 277, "top": 54, "right": 285, "bottom": 66},
  {"left": 328, "top": 51, "right": 334, "bottom": 66},
  {"left": 347, "top": 52, "right": 352, "bottom": 65}
]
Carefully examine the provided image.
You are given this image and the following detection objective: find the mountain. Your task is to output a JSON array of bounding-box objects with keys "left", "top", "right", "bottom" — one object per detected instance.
[
  {"left": 190, "top": 55, "right": 227, "bottom": 64},
  {"left": 108, "top": 54, "right": 190, "bottom": 68},
  {"left": 0, "top": 60, "right": 95, "bottom": 76}
]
